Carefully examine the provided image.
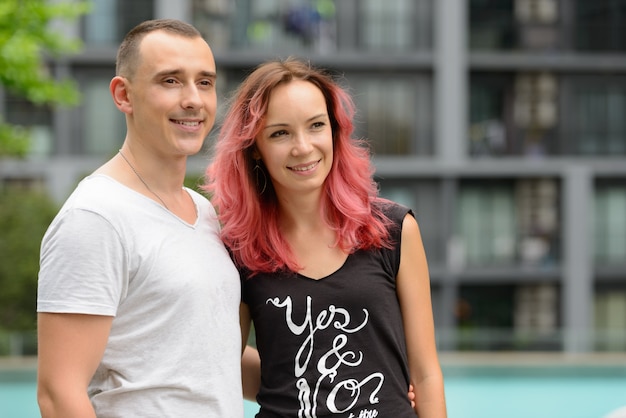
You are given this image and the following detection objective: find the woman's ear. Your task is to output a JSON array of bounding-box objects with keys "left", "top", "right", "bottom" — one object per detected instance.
[{"left": 110, "top": 76, "right": 133, "bottom": 114}]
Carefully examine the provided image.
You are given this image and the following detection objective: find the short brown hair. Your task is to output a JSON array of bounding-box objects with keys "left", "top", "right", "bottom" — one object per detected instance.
[{"left": 115, "top": 19, "right": 203, "bottom": 78}]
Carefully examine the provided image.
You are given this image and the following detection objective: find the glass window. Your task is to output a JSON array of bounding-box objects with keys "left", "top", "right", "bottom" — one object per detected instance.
[
  {"left": 204, "top": 67, "right": 243, "bottom": 151},
  {"left": 457, "top": 180, "right": 517, "bottom": 266},
  {"left": 573, "top": 0, "right": 626, "bottom": 52},
  {"left": 512, "top": 72, "right": 559, "bottom": 156},
  {"left": 79, "top": 75, "right": 125, "bottom": 156},
  {"left": 470, "top": 0, "right": 561, "bottom": 51},
  {"left": 470, "top": 72, "right": 559, "bottom": 157},
  {"left": 515, "top": 178, "right": 560, "bottom": 266},
  {"left": 277, "top": 0, "right": 338, "bottom": 52},
  {"left": 457, "top": 283, "right": 561, "bottom": 351},
  {"left": 377, "top": 179, "right": 444, "bottom": 264},
  {"left": 84, "top": 0, "right": 155, "bottom": 45},
  {"left": 192, "top": 0, "right": 235, "bottom": 50},
  {"left": 513, "top": 284, "right": 559, "bottom": 337},
  {"left": 469, "top": 74, "right": 513, "bottom": 156},
  {"left": 594, "top": 181, "right": 626, "bottom": 265},
  {"left": 594, "top": 284, "right": 626, "bottom": 351},
  {"left": 358, "top": 0, "right": 432, "bottom": 51},
  {"left": 195, "top": 0, "right": 337, "bottom": 52},
  {"left": 562, "top": 76, "right": 626, "bottom": 155},
  {"left": 457, "top": 284, "right": 515, "bottom": 350},
  {"left": 469, "top": 0, "right": 516, "bottom": 50},
  {"left": 4, "top": 94, "right": 53, "bottom": 157},
  {"left": 456, "top": 178, "right": 560, "bottom": 267},
  {"left": 348, "top": 74, "right": 433, "bottom": 156},
  {"left": 194, "top": 0, "right": 432, "bottom": 53}
]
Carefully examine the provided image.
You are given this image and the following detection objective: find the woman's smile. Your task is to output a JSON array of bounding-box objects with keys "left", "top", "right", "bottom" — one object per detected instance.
[{"left": 288, "top": 160, "right": 321, "bottom": 173}]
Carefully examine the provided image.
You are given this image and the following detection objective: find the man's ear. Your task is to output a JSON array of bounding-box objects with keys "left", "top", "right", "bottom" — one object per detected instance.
[{"left": 110, "top": 76, "right": 132, "bottom": 114}]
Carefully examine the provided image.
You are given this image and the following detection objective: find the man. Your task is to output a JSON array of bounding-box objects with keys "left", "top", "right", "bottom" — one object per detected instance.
[{"left": 36, "top": 19, "right": 243, "bottom": 417}]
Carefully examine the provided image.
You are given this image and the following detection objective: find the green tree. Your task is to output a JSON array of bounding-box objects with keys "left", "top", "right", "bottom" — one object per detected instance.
[
  {"left": 0, "top": 187, "right": 58, "bottom": 332},
  {"left": 0, "top": 0, "right": 91, "bottom": 157}
]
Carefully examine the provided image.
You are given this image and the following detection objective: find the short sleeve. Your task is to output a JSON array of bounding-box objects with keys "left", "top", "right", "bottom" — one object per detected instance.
[{"left": 38, "top": 208, "right": 128, "bottom": 316}]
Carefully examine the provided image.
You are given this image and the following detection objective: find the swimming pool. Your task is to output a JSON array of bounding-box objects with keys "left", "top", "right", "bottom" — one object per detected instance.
[
  {"left": 0, "top": 365, "right": 260, "bottom": 418},
  {"left": 1, "top": 355, "right": 625, "bottom": 418},
  {"left": 441, "top": 359, "right": 626, "bottom": 418}
]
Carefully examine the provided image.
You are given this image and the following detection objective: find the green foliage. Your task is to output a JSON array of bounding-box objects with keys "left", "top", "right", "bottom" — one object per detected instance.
[
  {"left": 0, "top": 0, "right": 91, "bottom": 157},
  {"left": 0, "top": 0, "right": 91, "bottom": 104},
  {"left": 0, "top": 187, "right": 58, "bottom": 331},
  {"left": 0, "top": 122, "right": 30, "bottom": 156},
  {"left": 184, "top": 173, "right": 207, "bottom": 195}
]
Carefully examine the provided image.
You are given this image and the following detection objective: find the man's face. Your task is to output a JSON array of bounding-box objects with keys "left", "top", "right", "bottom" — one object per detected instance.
[{"left": 125, "top": 30, "right": 217, "bottom": 157}]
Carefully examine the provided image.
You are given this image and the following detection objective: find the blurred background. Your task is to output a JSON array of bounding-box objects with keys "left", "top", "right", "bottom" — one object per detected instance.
[{"left": 0, "top": 0, "right": 625, "bottom": 417}]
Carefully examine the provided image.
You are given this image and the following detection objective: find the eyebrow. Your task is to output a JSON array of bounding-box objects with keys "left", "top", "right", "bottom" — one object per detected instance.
[
  {"left": 263, "top": 113, "right": 327, "bottom": 130},
  {"left": 154, "top": 69, "right": 217, "bottom": 80}
]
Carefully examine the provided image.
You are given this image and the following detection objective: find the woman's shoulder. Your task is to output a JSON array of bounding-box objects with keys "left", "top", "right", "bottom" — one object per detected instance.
[{"left": 374, "top": 199, "right": 413, "bottom": 225}]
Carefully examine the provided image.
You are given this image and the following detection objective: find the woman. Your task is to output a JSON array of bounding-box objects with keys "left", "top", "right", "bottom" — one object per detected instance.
[{"left": 205, "top": 58, "right": 447, "bottom": 417}]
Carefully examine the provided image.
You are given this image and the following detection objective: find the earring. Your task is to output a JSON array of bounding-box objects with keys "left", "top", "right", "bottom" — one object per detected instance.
[{"left": 253, "top": 160, "right": 267, "bottom": 195}]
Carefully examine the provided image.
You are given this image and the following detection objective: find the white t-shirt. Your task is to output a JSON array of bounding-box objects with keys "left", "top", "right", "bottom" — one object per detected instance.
[{"left": 38, "top": 174, "right": 243, "bottom": 418}]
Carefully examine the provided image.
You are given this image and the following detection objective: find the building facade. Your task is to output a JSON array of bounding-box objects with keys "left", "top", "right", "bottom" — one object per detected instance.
[{"left": 1, "top": 0, "right": 625, "bottom": 353}]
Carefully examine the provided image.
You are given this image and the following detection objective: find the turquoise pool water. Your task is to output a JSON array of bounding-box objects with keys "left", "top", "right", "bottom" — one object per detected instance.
[
  {"left": 442, "top": 363, "right": 626, "bottom": 418},
  {"left": 1, "top": 362, "right": 625, "bottom": 418},
  {"left": 0, "top": 368, "right": 259, "bottom": 418}
]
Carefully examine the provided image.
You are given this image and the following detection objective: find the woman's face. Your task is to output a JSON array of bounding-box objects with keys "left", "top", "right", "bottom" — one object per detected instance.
[{"left": 254, "top": 79, "right": 333, "bottom": 200}]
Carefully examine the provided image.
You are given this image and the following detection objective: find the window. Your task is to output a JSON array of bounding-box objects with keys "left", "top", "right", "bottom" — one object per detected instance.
[
  {"left": 195, "top": 0, "right": 337, "bottom": 52},
  {"left": 84, "top": 0, "right": 154, "bottom": 45},
  {"left": 469, "top": 0, "right": 517, "bottom": 50},
  {"left": 193, "top": 0, "right": 432, "bottom": 52},
  {"left": 562, "top": 76, "right": 626, "bottom": 155},
  {"left": 377, "top": 179, "right": 444, "bottom": 264},
  {"left": 457, "top": 180, "right": 517, "bottom": 266},
  {"left": 574, "top": 0, "right": 626, "bottom": 52},
  {"left": 457, "top": 284, "right": 515, "bottom": 350},
  {"left": 457, "top": 283, "right": 561, "bottom": 351},
  {"left": 348, "top": 74, "right": 433, "bottom": 156},
  {"left": 80, "top": 74, "right": 126, "bottom": 156},
  {"left": 470, "top": 72, "right": 560, "bottom": 157},
  {"left": 595, "top": 285, "right": 626, "bottom": 351},
  {"left": 4, "top": 94, "right": 53, "bottom": 157},
  {"left": 515, "top": 178, "right": 560, "bottom": 266},
  {"left": 192, "top": 0, "right": 234, "bottom": 50},
  {"left": 469, "top": 74, "right": 513, "bottom": 156},
  {"left": 455, "top": 178, "right": 560, "bottom": 267},
  {"left": 595, "top": 181, "right": 626, "bottom": 265},
  {"left": 358, "top": 0, "right": 432, "bottom": 51},
  {"left": 205, "top": 67, "right": 243, "bottom": 151},
  {"left": 470, "top": 0, "right": 562, "bottom": 51}
]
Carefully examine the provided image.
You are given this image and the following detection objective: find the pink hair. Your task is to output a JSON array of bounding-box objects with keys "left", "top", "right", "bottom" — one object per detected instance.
[{"left": 203, "top": 58, "right": 393, "bottom": 275}]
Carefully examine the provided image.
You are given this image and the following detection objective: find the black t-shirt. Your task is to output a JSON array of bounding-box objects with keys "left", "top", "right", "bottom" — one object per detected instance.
[{"left": 242, "top": 203, "right": 417, "bottom": 417}]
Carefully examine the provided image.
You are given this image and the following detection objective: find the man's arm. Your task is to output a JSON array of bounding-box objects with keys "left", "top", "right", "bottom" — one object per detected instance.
[{"left": 37, "top": 312, "right": 113, "bottom": 418}]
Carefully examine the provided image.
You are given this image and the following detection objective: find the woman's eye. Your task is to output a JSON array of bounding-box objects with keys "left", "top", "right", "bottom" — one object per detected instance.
[{"left": 270, "top": 130, "right": 287, "bottom": 138}]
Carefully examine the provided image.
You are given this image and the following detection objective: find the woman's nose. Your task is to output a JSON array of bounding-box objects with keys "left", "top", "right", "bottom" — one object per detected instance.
[{"left": 291, "top": 133, "right": 314, "bottom": 155}]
